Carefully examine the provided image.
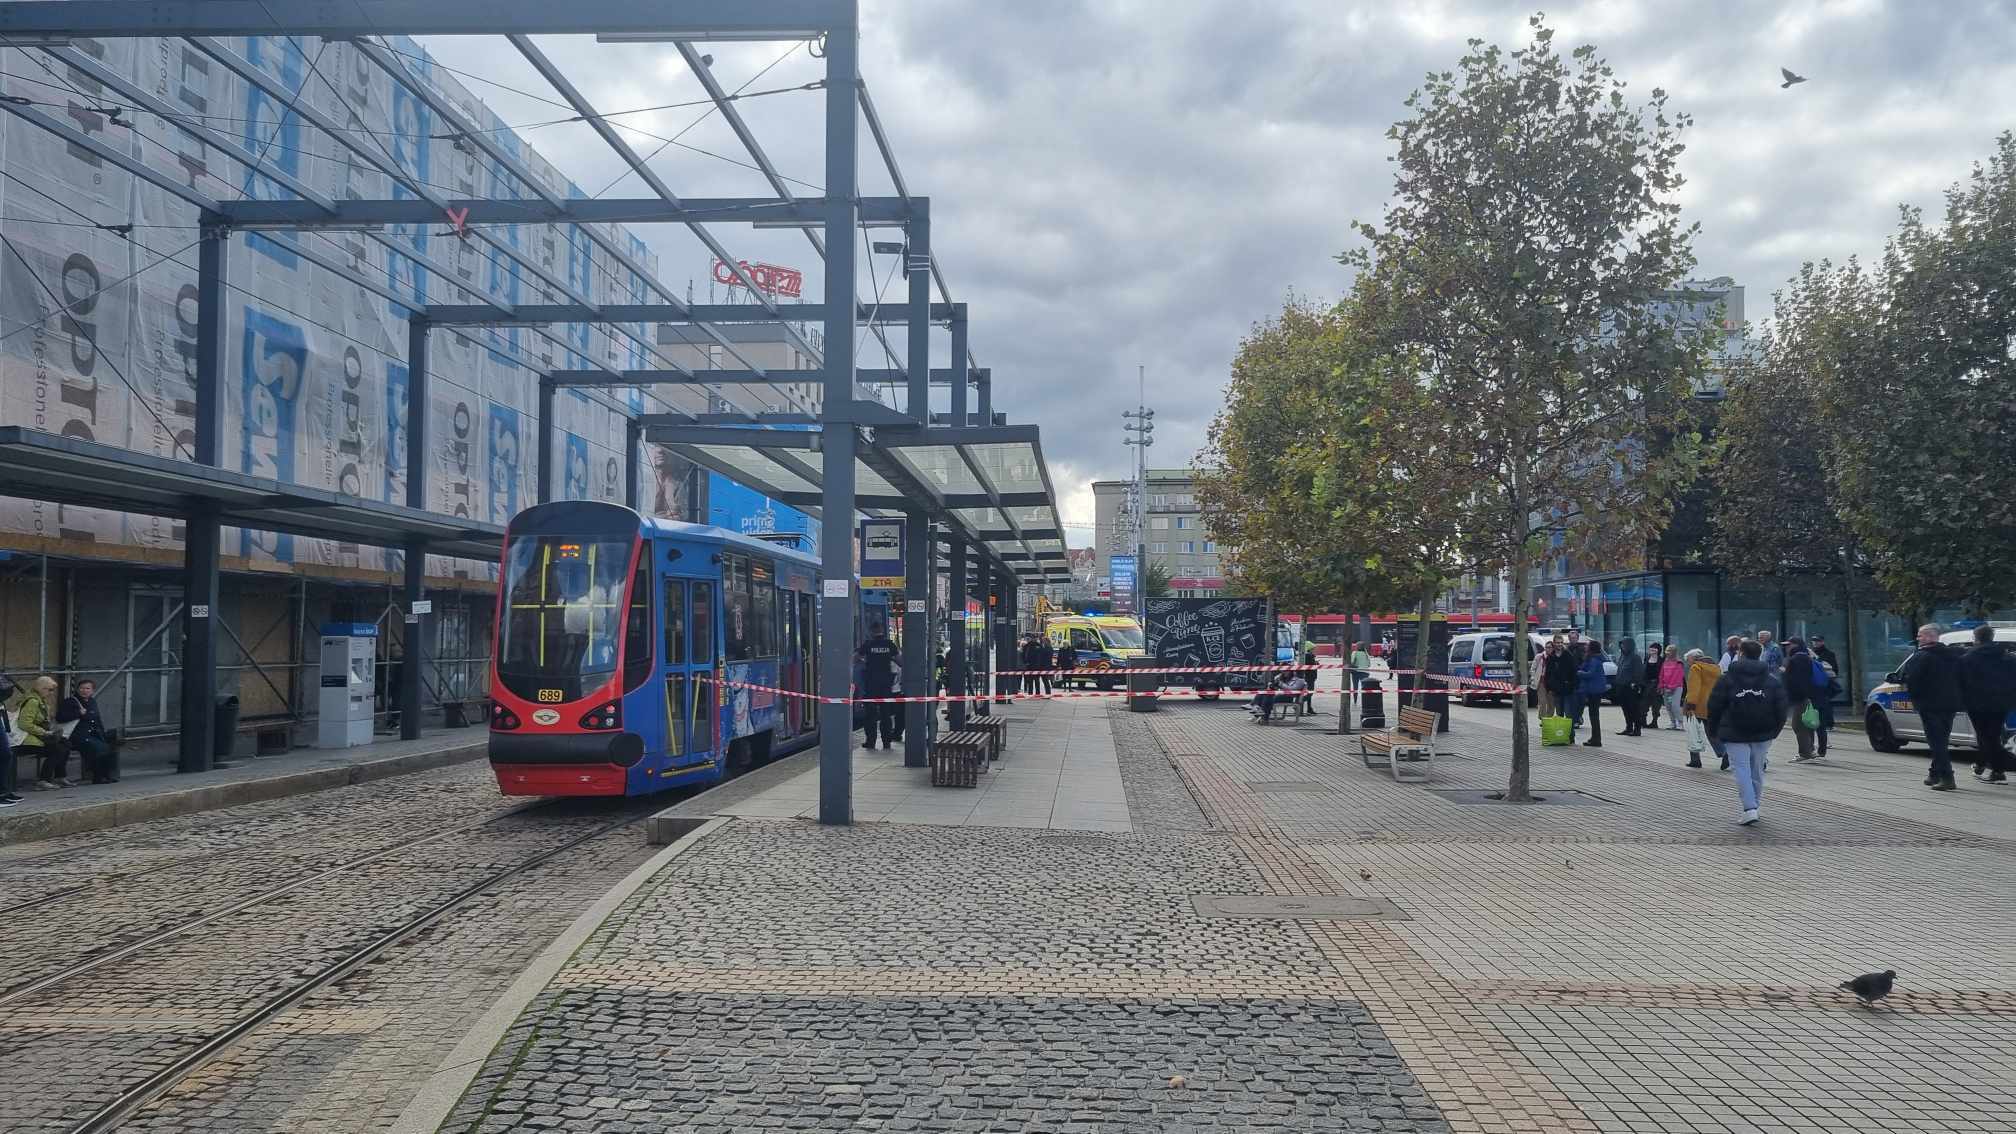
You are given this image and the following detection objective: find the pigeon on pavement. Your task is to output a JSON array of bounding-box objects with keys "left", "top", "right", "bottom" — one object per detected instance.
[
  {"left": 1839, "top": 969, "right": 1895, "bottom": 1006},
  {"left": 1781, "top": 67, "right": 1808, "bottom": 89}
]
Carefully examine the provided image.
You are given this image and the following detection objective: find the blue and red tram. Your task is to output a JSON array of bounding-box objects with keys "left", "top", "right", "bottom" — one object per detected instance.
[{"left": 489, "top": 500, "right": 855, "bottom": 797}]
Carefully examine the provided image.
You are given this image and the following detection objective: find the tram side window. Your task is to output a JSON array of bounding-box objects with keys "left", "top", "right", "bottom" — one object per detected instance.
[
  {"left": 751, "top": 557, "right": 778, "bottom": 657},
  {"left": 724, "top": 553, "right": 753, "bottom": 661},
  {"left": 692, "top": 581, "right": 715, "bottom": 665},
  {"left": 622, "top": 554, "right": 653, "bottom": 692}
]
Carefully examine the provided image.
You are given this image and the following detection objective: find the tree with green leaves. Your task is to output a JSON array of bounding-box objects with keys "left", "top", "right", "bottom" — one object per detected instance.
[
  {"left": 1807, "top": 133, "right": 2016, "bottom": 615},
  {"left": 1143, "top": 560, "right": 1173, "bottom": 599},
  {"left": 1709, "top": 264, "right": 1883, "bottom": 679},
  {"left": 1345, "top": 16, "right": 1711, "bottom": 800},
  {"left": 1197, "top": 299, "right": 1438, "bottom": 626}
]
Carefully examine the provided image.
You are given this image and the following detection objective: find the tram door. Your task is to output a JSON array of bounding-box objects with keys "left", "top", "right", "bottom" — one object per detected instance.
[{"left": 662, "top": 577, "right": 719, "bottom": 768}]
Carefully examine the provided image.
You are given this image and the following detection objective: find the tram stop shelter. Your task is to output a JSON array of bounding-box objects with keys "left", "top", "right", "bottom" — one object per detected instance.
[{"left": 0, "top": 0, "right": 1070, "bottom": 823}]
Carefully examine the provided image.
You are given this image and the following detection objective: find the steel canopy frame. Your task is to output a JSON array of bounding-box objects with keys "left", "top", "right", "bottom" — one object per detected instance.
[{"left": 0, "top": 0, "right": 1075, "bottom": 824}]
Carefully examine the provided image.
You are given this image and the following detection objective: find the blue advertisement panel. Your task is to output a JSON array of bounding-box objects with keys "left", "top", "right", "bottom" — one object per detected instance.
[
  {"left": 707, "top": 472, "right": 815, "bottom": 552},
  {"left": 487, "top": 405, "right": 522, "bottom": 525},
  {"left": 1110, "top": 555, "right": 1138, "bottom": 614},
  {"left": 240, "top": 307, "right": 305, "bottom": 561},
  {"left": 563, "top": 432, "right": 591, "bottom": 500}
]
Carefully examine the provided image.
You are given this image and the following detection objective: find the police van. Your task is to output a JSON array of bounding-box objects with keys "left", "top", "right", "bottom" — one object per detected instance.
[{"left": 1863, "top": 625, "right": 2016, "bottom": 758}]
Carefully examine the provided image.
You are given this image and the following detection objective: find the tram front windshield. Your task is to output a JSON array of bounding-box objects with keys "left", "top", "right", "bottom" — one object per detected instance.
[{"left": 497, "top": 536, "right": 632, "bottom": 702}]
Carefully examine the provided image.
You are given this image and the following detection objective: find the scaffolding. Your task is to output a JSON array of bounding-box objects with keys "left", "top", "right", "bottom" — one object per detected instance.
[{"left": 0, "top": 0, "right": 1070, "bottom": 823}]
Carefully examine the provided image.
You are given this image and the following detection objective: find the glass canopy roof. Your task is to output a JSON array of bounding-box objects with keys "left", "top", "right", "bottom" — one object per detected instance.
[{"left": 665, "top": 427, "right": 1070, "bottom": 583}]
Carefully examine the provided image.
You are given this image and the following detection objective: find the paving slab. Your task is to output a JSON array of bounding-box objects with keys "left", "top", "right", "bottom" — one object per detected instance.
[
  {"left": 1, "top": 729, "right": 489, "bottom": 846},
  {"left": 413, "top": 694, "right": 2013, "bottom": 1134}
]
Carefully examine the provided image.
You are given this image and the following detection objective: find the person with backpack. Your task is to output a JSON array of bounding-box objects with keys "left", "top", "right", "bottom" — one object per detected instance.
[
  {"left": 1896, "top": 623, "right": 1965, "bottom": 792},
  {"left": 1958, "top": 624, "right": 2014, "bottom": 784},
  {"left": 1681, "top": 648, "right": 1724, "bottom": 769},
  {"left": 1781, "top": 637, "right": 1823, "bottom": 762},
  {"left": 1706, "top": 639, "right": 1789, "bottom": 825}
]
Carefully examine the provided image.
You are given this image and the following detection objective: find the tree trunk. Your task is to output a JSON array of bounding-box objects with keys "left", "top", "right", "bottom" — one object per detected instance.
[
  {"left": 1410, "top": 586, "right": 1436, "bottom": 709},
  {"left": 1506, "top": 469, "right": 1533, "bottom": 803}
]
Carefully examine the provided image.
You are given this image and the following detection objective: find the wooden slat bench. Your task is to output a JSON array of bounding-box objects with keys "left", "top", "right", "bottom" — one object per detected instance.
[
  {"left": 1360, "top": 705, "right": 1437, "bottom": 782},
  {"left": 931, "top": 730, "right": 988, "bottom": 787},
  {"left": 970, "top": 716, "right": 1007, "bottom": 760}
]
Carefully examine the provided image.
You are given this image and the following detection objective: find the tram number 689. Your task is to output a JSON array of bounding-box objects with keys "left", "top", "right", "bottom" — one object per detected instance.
[{"left": 536, "top": 689, "right": 564, "bottom": 703}]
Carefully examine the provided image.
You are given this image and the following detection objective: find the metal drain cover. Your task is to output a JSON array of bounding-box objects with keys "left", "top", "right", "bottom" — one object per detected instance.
[
  {"left": 1244, "top": 780, "right": 1332, "bottom": 793},
  {"left": 1191, "top": 895, "right": 1410, "bottom": 921},
  {"left": 1426, "top": 788, "right": 1617, "bottom": 806}
]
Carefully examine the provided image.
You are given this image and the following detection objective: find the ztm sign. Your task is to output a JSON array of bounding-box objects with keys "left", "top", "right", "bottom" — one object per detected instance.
[{"left": 712, "top": 258, "right": 804, "bottom": 299}]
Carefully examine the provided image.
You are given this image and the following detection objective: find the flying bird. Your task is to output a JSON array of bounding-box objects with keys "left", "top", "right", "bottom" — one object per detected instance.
[
  {"left": 1839, "top": 970, "right": 1895, "bottom": 1006},
  {"left": 1781, "top": 67, "right": 1808, "bottom": 89}
]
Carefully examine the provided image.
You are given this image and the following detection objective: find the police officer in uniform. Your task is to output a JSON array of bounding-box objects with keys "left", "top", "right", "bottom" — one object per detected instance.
[{"left": 855, "top": 622, "right": 902, "bottom": 750}]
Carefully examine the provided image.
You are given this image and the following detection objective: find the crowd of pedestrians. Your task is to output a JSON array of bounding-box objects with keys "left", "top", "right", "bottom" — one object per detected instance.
[
  {"left": 1, "top": 675, "right": 121, "bottom": 806},
  {"left": 1530, "top": 622, "right": 2014, "bottom": 825}
]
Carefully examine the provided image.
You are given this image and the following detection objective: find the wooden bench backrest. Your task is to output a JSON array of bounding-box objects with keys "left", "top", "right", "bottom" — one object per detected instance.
[{"left": 1397, "top": 706, "right": 1438, "bottom": 739}]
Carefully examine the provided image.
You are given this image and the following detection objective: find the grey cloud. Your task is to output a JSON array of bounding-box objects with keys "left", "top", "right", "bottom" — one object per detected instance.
[{"left": 423, "top": 1, "right": 2016, "bottom": 538}]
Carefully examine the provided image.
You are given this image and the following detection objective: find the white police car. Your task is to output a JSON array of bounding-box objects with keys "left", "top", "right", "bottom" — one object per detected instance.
[{"left": 1862, "top": 626, "right": 2016, "bottom": 757}]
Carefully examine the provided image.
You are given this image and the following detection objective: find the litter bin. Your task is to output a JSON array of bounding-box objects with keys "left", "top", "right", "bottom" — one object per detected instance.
[
  {"left": 1358, "top": 678, "right": 1385, "bottom": 730},
  {"left": 213, "top": 695, "right": 241, "bottom": 759},
  {"left": 1126, "top": 657, "right": 1161, "bottom": 713}
]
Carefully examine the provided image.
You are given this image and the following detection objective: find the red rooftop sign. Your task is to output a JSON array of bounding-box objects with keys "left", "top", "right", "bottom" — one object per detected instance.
[{"left": 712, "top": 258, "right": 804, "bottom": 299}]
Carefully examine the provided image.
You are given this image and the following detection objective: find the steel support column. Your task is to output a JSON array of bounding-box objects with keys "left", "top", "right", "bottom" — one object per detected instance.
[
  {"left": 536, "top": 378, "right": 556, "bottom": 504},
  {"left": 401, "top": 318, "right": 430, "bottom": 742},
  {"left": 902, "top": 512, "right": 931, "bottom": 767},
  {"left": 624, "top": 418, "right": 643, "bottom": 510},
  {"left": 815, "top": 19, "right": 861, "bottom": 826},
  {"left": 948, "top": 533, "right": 968, "bottom": 730},
  {"left": 995, "top": 567, "right": 1016, "bottom": 704},
  {"left": 949, "top": 308, "right": 968, "bottom": 429},
  {"left": 178, "top": 218, "right": 227, "bottom": 774}
]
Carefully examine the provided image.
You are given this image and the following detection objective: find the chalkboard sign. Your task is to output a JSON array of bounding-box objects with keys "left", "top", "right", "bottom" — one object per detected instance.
[{"left": 1145, "top": 597, "right": 1273, "bottom": 669}]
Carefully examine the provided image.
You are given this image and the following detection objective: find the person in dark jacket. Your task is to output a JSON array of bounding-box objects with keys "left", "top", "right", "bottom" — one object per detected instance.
[
  {"left": 1706, "top": 639, "right": 1788, "bottom": 825},
  {"left": 1031, "top": 635, "right": 1056, "bottom": 696},
  {"left": 1895, "top": 623, "right": 1965, "bottom": 791},
  {"left": 1811, "top": 635, "right": 1840, "bottom": 674},
  {"left": 1958, "top": 624, "right": 2014, "bottom": 784},
  {"left": 1543, "top": 638, "right": 1578, "bottom": 719},
  {"left": 855, "top": 623, "right": 901, "bottom": 750},
  {"left": 1016, "top": 635, "right": 1039, "bottom": 696},
  {"left": 1569, "top": 640, "right": 1608, "bottom": 748},
  {"left": 1613, "top": 639, "right": 1646, "bottom": 736},
  {"left": 56, "top": 679, "right": 118, "bottom": 784},
  {"left": 1781, "top": 639, "right": 1821, "bottom": 762}
]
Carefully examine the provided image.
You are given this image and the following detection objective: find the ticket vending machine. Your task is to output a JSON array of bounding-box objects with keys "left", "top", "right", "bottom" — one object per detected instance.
[{"left": 318, "top": 622, "right": 378, "bottom": 748}]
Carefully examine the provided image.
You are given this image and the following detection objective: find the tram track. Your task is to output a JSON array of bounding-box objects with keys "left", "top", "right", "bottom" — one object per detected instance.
[
  {"left": 0, "top": 799, "right": 553, "bottom": 1009},
  {"left": 59, "top": 808, "right": 650, "bottom": 1134},
  {"left": 0, "top": 754, "right": 759, "bottom": 1133}
]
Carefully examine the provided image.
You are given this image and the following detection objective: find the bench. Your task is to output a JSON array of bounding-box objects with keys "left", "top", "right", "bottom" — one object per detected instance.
[
  {"left": 970, "top": 716, "right": 1008, "bottom": 760},
  {"left": 930, "top": 730, "right": 989, "bottom": 787},
  {"left": 1360, "top": 705, "right": 1438, "bottom": 782}
]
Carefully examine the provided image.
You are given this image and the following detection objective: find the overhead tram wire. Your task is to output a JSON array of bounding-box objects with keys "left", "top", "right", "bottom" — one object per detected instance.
[
  {"left": 1, "top": 53, "right": 669, "bottom": 432},
  {"left": 0, "top": 66, "right": 827, "bottom": 144},
  {"left": 281, "top": 37, "right": 767, "bottom": 427},
  {"left": 326, "top": 28, "right": 807, "bottom": 423}
]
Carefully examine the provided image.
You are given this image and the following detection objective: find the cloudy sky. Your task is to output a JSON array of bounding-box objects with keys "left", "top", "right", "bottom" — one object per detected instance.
[{"left": 421, "top": 1, "right": 2016, "bottom": 546}]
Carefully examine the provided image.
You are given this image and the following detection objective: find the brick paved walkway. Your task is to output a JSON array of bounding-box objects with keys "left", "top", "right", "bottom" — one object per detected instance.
[{"left": 421, "top": 695, "right": 2014, "bottom": 1134}]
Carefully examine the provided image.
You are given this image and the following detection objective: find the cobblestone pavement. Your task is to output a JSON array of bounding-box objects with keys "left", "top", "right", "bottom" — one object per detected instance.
[
  {"left": 430, "top": 696, "right": 2013, "bottom": 1134},
  {"left": 0, "top": 762, "right": 667, "bottom": 1133}
]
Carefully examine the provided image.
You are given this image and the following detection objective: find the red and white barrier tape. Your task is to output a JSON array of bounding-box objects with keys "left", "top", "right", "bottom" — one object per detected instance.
[{"left": 697, "top": 671, "right": 1522, "bottom": 703}]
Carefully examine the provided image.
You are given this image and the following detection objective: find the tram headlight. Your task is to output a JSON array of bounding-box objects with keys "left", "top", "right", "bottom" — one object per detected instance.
[{"left": 491, "top": 704, "right": 522, "bottom": 730}]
